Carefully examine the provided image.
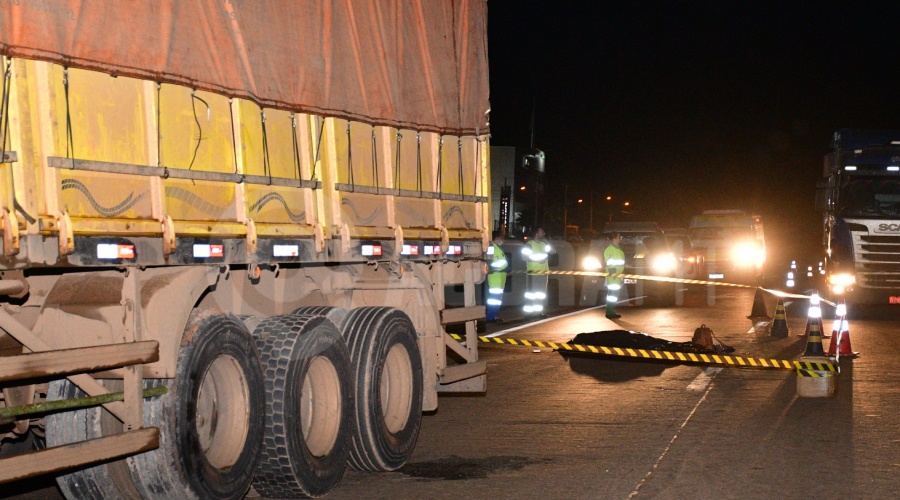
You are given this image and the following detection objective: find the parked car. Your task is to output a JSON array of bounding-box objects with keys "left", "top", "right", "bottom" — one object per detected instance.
[{"left": 662, "top": 228, "right": 705, "bottom": 281}]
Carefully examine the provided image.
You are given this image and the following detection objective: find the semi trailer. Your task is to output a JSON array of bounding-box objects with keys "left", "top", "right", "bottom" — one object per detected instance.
[{"left": 0, "top": 1, "right": 491, "bottom": 498}]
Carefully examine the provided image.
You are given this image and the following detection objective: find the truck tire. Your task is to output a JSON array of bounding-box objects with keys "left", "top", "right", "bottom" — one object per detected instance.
[
  {"left": 128, "top": 312, "right": 265, "bottom": 500},
  {"left": 342, "top": 307, "right": 423, "bottom": 471},
  {"left": 290, "top": 305, "right": 348, "bottom": 330},
  {"left": 251, "top": 314, "right": 353, "bottom": 498},
  {"left": 46, "top": 379, "right": 141, "bottom": 500}
]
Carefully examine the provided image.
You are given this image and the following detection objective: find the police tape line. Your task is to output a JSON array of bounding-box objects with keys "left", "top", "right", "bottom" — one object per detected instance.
[
  {"left": 450, "top": 333, "right": 836, "bottom": 372},
  {"left": 796, "top": 367, "right": 836, "bottom": 378},
  {"left": 505, "top": 269, "right": 835, "bottom": 305},
  {"left": 507, "top": 269, "right": 753, "bottom": 288}
]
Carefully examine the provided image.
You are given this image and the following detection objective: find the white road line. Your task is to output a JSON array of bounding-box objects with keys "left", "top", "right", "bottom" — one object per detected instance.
[
  {"left": 687, "top": 367, "right": 722, "bottom": 391},
  {"left": 628, "top": 380, "right": 716, "bottom": 498},
  {"left": 747, "top": 320, "right": 770, "bottom": 334},
  {"left": 486, "top": 305, "right": 604, "bottom": 338}
]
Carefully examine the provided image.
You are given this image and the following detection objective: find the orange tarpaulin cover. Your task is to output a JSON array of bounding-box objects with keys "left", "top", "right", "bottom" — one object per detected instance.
[{"left": 0, "top": 0, "right": 489, "bottom": 135}]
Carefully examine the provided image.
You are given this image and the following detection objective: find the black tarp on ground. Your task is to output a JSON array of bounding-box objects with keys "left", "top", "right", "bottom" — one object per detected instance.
[{"left": 566, "top": 330, "right": 734, "bottom": 355}]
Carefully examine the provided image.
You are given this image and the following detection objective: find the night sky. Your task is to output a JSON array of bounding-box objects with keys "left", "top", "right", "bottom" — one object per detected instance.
[{"left": 486, "top": 1, "right": 900, "bottom": 268}]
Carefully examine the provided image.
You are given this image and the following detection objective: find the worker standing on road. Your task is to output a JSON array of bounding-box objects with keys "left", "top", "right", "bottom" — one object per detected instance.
[
  {"left": 604, "top": 232, "right": 625, "bottom": 319},
  {"left": 486, "top": 232, "right": 508, "bottom": 322},
  {"left": 522, "top": 227, "right": 552, "bottom": 316}
]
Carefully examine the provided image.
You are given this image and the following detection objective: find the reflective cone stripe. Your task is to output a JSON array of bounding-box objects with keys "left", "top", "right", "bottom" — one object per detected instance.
[
  {"left": 770, "top": 299, "right": 789, "bottom": 338},
  {"left": 829, "top": 318, "right": 856, "bottom": 357},
  {"left": 804, "top": 318, "right": 825, "bottom": 356}
]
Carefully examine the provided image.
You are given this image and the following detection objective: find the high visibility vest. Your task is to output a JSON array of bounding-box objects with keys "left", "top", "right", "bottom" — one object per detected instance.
[
  {"left": 604, "top": 244, "right": 626, "bottom": 286},
  {"left": 487, "top": 243, "right": 508, "bottom": 291},
  {"left": 522, "top": 239, "right": 551, "bottom": 274}
]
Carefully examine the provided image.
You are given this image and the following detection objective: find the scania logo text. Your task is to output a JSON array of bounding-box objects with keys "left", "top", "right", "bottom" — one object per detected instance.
[{"left": 877, "top": 223, "right": 900, "bottom": 232}]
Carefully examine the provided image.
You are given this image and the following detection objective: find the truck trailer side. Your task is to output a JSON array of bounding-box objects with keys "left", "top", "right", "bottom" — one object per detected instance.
[{"left": 0, "top": 2, "right": 491, "bottom": 497}]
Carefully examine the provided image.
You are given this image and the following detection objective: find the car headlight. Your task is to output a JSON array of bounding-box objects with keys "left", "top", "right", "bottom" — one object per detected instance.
[
  {"left": 731, "top": 242, "right": 759, "bottom": 266},
  {"left": 582, "top": 256, "right": 603, "bottom": 271},
  {"left": 651, "top": 252, "right": 677, "bottom": 273},
  {"left": 828, "top": 273, "right": 856, "bottom": 287}
]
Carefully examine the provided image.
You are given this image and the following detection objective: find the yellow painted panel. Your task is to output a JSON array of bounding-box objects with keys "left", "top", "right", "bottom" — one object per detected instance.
[
  {"left": 267, "top": 109, "right": 303, "bottom": 180},
  {"left": 441, "top": 200, "right": 477, "bottom": 230},
  {"left": 392, "top": 129, "right": 435, "bottom": 192},
  {"left": 395, "top": 198, "right": 437, "bottom": 229},
  {"left": 60, "top": 171, "right": 153, "bottom": 219},
  {"left": 341, "top": 192, "right": 388, "bottom": 228},
  {"left": 245, "top": 184, "right": 309, "bottom": 224},
  {"left": 439, "top": 135, "right": 464, "bottom": 195},
  {"left": 159, "top": 86, "right": 235, "bottom": 173},
  {"left": 238, "top": 99, "right": 263, "bottom": 176},
  {"left": 58, "top": 68, "right": 149, "bottom": 165},
  {"left": 330, "top": 118, "right": 380, "bottom": 187},
  {"left": 164, "top": 179, "right": 237, "bottom": 221}
]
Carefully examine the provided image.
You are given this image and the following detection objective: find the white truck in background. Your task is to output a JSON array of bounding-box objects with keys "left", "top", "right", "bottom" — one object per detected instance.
[{"left": 689, "top": 210, "right": 766, "bottom": 284}]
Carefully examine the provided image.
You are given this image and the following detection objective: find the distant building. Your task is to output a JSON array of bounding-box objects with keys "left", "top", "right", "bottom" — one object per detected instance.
[{"left": 490, "top": 146, "right": 546, "bottom": 238}]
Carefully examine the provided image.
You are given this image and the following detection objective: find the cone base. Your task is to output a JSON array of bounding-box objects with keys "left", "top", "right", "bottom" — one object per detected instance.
[{"left": 796, "top": 355, "right": 837, "bottom": 398}]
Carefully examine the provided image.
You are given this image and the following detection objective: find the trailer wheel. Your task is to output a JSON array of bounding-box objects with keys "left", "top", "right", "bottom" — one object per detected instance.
[
  {"left": 342, "top": 307, "right": 423, "bottom": 471},
  {"left": 251, "top": 314, "right": 353, "bottom": 498},
  {"left": 128, "top": 312, "right": 264, "bottom": 500},
  {"left": 46, "top": 380, "right": 141, "bottom": 500},
  {"left": 290, "top": 305, "right": 348, "bottom": 330}
]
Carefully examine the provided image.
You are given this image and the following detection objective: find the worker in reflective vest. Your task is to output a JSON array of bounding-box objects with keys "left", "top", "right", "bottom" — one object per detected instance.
[
  {"left": 521, "top": 227, "right": 552, "bottom": 316},
  {"left": 604, "top": 232, "right": 625, "bottom": 319},
  {"left": 485, "top": 232, "right": 508, "bottom": 322}
]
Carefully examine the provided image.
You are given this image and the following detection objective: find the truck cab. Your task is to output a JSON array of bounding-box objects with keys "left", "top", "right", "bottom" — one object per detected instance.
[{"left": 817, "top": 129, "right": 900, "bottom": 304}]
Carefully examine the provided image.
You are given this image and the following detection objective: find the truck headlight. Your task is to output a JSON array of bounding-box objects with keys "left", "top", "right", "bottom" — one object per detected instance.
[
  {"left": 651, "top": 253, "right": 677, "bottom": 273},
  {"left": 828, "top": 273, "right": 856, "bottom": 287},
  {"left": 582, "top": 256, "right": 603, "bottom": 271},
  {"left": 731, "top": 242, "right": 759, "bottom": 266}
]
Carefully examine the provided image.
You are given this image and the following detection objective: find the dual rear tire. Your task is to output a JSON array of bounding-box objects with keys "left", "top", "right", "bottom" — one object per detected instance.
[
  {"left": 48, "top": 312, "right": 266, "bottom": 500},
  {"left": 46, "top": 306, "right": 424, "bottom": 499}
]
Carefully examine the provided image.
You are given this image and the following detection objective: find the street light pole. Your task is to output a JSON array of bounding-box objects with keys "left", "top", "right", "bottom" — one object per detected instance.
[{"left": 589, "top": 192, "right": 594, "bottom": 231}]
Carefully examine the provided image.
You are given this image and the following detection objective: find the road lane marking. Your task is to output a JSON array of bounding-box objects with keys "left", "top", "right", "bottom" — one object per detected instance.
[
  {"left": 687, "top": 367, "right": 722, "bottom": 391},
  {"left": 628, "top": 378, "right": 715, "bottom": 498}
]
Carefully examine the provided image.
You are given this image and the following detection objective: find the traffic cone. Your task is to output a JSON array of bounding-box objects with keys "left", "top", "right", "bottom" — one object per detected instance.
[
  {"left": 828, "top": 299, "right": 847, "bottom": 340},
  {"left": 770, "top": 299, "right": 789, "bottom": 338},
  {"left": 802, "top": 291, "right": 825, "bottom": 355},
  {"left": 827, "top": 306, "right": 856, "bottom": 357},
  {"left": 747, "top": 287, "right": 769, "bottom": 319}
]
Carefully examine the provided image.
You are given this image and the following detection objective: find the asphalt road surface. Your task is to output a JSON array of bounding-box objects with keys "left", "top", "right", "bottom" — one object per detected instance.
[
  {"left": 5, "top": 287, "right": 899, "bottom": 499},
  {"left": 329, "top": 288, "right": 899, "bottom": 499}
]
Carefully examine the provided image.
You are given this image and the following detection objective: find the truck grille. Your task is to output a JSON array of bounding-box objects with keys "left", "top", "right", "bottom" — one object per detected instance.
[{"left": 855, "top": 232, "right": 900, "bottom": 288}]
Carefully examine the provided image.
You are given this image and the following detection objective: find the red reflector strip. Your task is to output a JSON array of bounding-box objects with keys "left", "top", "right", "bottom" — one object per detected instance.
[
  {"left": 97, "top": 244, "right": 135, "bottom": 260},
  {"left": 361, "top": 245, "right": 383, "bottom": 257},
  {"left": 193, "top": 244, "right": 224, "bottom": 258}
]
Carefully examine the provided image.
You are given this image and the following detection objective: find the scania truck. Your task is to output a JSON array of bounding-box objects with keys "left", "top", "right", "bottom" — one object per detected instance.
[
  {"left": 0, "top": 2, "right": 491, "bottom": 498},
  {"left": 817, "top": 129, "right": 900, "bottom": 305}
]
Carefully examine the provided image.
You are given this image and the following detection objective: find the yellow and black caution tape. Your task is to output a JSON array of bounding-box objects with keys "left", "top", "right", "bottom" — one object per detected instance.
[
  {"left": 509, "top": 269, "right": 754, "bottom": 288},
  {"left": 796, "top": 367, "right": 836, "bottom": 378},
  {"left": 450, "top": 333, "right": 836, "bottom": 372},
  {"left": 506, "top": 269, "right": 835, "bottom": 305}
]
